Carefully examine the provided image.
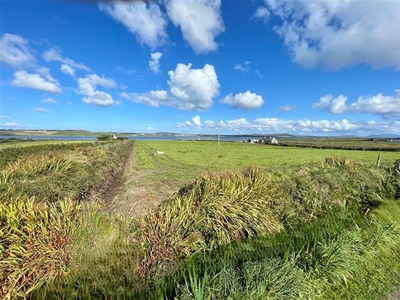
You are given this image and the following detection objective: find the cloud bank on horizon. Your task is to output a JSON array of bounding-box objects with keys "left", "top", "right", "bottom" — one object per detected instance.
[{"left": 1, "top": 0, "right": 400, "bottom": 136}]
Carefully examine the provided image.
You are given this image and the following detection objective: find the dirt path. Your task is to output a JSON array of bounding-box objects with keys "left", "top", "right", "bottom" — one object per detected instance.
[{"left": 102, "top": 143, "right": 189, "bottom": 217}]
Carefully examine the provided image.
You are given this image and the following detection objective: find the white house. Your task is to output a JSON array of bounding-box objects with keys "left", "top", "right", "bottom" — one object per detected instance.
[{"left": 260, "top": 136, "right": 279, "bottom": 145}]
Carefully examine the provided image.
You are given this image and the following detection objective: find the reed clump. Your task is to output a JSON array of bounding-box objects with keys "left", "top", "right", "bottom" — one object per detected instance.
[
  {"left": 0, "top": 141, "right": 135, "bottom": 299},
  {"left": 0, "top": 197, "right": 83, "bottom": 299},
  {"left": 135, "top": 158, "right": 398, "bottom": 280}
]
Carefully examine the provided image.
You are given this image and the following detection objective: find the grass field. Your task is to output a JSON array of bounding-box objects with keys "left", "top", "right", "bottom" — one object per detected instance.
[
  {"left": 1, "top": 139, "right": 400, "bottom": 299},
  {"left": 137, "top": 140, "right": 400, "bottom": 168}
]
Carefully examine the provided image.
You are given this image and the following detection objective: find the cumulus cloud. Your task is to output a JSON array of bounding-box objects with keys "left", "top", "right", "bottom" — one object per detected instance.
[
  {"left": 221, "top": 91, "right": 264, "bottom": 110},
  {"left": 168, "top": 63, "right": 219, "bottom": 110},
  {"left": 125, "top": 63, "right": 219, "bottom": 110},
  {"left": 314, "top": 90, "right": 400, "bottom": 116},
  {"left": 192, "top": 115, "right": 201, "bottom": 126},
  {"left": 42, "top": 98, "right": 58, "bottom": 104},
  {"left": 0, "top": 33, "right": 35, "bottom": 68},
  {"left": 11, "top": 69, "right": 62, "bottom": 94},
  {"left": 60, "top": 64, "right": 76, "bottom": 77},
  {"left": 257, "top": 0, "right": 400, "bottom": 69},
  {"left": 165, "top": 0, "right": 224, "bottom": 53},
  {"left": 313, "top": 94, "right": 348, "bottom": 114},
  {"left": 149, "top": 52, "right": 162, "bottom": 73},
  {"left": 349, "top": 90, "right": 400, "bottom": 115},
  {"left": 43, "top": 48, "right": 90, "bottom": 71},
  {"left": 77, "top": 74, "right": 117, "bottom": 106},
  {"left": 100, "top": 1, "right": 167, "bottom": 49},
  {"left": 33, "top": 107, "right": 52, "bottom": 113},
  {"left": 176, "top": 116, "right": 400, "bottom": 136}
]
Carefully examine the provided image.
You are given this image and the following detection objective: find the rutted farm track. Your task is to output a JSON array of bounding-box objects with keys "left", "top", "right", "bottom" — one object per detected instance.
[{"left": 102, "top": 142, "right": 197, "bottom": 217}]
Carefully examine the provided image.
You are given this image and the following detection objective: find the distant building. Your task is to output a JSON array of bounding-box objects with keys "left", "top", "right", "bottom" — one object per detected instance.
[
  {"left": 248, "top": 139, "right": 259, "bottom": 143},
  {"left": 260, "top": 136, "right": 279, "bottom": 145}
]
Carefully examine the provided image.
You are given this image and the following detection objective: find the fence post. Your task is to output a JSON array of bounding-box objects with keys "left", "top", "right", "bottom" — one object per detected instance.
[{"left": 376, "top": 155, "right": 381, "bottom": 167}]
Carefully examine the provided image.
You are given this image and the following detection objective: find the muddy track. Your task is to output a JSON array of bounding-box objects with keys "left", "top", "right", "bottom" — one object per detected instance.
[{"left": 101, "top": 143, "right": 183, "bottom": 217}]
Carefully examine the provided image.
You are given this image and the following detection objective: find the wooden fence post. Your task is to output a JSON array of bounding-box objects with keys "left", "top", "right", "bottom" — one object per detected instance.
[{"left": 376, "top": 155, "right": 381, "bottom": 167}]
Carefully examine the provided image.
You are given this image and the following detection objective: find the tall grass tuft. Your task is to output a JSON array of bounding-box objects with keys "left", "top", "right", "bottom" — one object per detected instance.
[
  {"left": 0, "top": 141, "right": 135, "bottom": 299},
  {"left": 0, "top": 197, "right": 83, "bottom": 299},
  {"left": 136, "top": 168, "right": 285, "bottom": 278}
]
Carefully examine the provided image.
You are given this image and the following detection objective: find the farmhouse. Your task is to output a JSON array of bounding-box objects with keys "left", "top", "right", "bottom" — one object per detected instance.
[{"left": 259, "top": 136, "right": 279, "bottom": 145}]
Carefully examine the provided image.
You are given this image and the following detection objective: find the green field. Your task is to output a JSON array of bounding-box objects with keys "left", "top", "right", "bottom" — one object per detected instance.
[
  {"left": 137, "top": 140, "right": 400, "bottom": 168},
  {"left": 1, "top": 140, "right": 400, "bottom": 299}
]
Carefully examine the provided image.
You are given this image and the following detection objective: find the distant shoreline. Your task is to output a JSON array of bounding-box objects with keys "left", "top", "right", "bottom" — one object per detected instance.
[{"left": 0, "top": 130, "right": 399, "bottom": 139}]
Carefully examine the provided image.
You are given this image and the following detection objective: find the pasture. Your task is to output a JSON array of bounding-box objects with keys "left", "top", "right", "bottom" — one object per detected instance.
[
  {"left": 136, "top": 140, "right": 399, "bottom": 169},
  {"left": 1, "top": 139, "right": 400, "bottom": 299}
]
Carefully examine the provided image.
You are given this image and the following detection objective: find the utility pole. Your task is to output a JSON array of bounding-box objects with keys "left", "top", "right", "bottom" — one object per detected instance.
[{"left": 218, "top": 119, "right": 221, "bottom": 149}]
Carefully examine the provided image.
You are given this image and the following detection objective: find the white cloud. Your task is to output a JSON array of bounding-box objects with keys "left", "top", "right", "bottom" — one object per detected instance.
[
  {"left": 255, "top": 69, "right": 263, "bottom": 80},
  {"left": 314, "top": 90, "right": 400, "bottom": 116},
  {"left": 168, "top": 63, "right": 219, "bottom": 110},
  {"left": 349, "top": 90, "right": 400, "bottom": 115},
  {"left": 42, "top": 98, "right": 58, "bottom": 104},
  {"left": 2, "top": 121, "right": 20, "bottom": 127},
  {"left": 165, "top": 0, "right": 224, "bottom": 53},
  {"left": 234, "top": 63, "right": 250, "bottom": 73},
  {"left": 149, "top": 52, "right": 162, "bottom": 73},
  {"left": 279, "top": 104, "right": 296, "bottom": 112},
  {"left": 33, "top": 107, "right": 52, "bottom": 113},
  {"left": 100, "top": 1, "right": 167, "bottom": 49},
  {"left": 259, "top": 0, "right": 400, "bottom": 69},
  {"left": 60, "top": 64, "right": 76, "bottom": 77},
  {"left": 123, "top": 63, "right": 220, "bottom": 110},
  {"left": 11, "top": 70, "right": 62, "bottom": 94},
  {"left": 132, "top": 90, "right": 169, "bottom": 107},
  {"left": 221, "top": 91, "right": 264, "bottom": 110},
  {"left": 77, "top": 74, "right": 117, "bottom": 107},
  {"left": 0, "top": 33, "right": 35, "bottom": 68},
  {"left": 234, "top": 62, "right": 263, "bottom": 80},
  {"left": 192, "top": 115, "right": 201, "bottom": 126},
  {"left": 176, "top": 116, "right": 400, "bottom": 136},
  {"left": 43, "top": 48, "right": 90, "bottom": 71},
  {"left": 313, "top": 94, "right": 348, "bottom": 114},
  {"left": 253, "top": 6, "right": 270, "bottom": 22}
]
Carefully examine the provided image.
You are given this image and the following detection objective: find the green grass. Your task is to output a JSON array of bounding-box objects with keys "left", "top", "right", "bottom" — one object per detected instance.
[
  {"left": 136, "top": 140, "right": 400, "bottom": 169},
  {"left": 133, "top": 201, "right": 400, "bottom": 300},
  {"left": 280, "top": 137, "right": 400, "bottom": 151},
  {"left": 2, "top": 139, "right": 400, "bottom": 299},
  {"left": 35, "top": 160, "right": 400, "bottom": 299},
  {"left": 0, "top": 140, "right": 89, "bottom": 150}
]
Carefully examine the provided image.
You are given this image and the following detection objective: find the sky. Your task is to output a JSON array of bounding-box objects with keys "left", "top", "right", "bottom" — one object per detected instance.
[{"left": 1, "top": 0, "right": 400, "bottom": 136}]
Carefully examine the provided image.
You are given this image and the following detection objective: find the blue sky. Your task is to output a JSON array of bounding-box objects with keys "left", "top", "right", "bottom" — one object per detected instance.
[{"left": 1, "top": 0, "right": 400, "bottom": 136}]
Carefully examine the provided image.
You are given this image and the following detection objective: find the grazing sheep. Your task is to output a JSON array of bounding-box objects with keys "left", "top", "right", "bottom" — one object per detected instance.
[{"left": 157, "top": 151, "right": 164, "bottom": 155}]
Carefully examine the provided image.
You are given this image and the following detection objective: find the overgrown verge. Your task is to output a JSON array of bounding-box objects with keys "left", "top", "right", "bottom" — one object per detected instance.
[
  {"left": 35, "top": 157, "right": 400, "bottom": 299},
  {"left": 142, "top": 201, "right": 400, "bottom": 299},
  {"left": 0, "top": 141, "right": 134, "bottom": 299},
  {"left": 0, "top": 141, "right": 134, "bottom": 203}
]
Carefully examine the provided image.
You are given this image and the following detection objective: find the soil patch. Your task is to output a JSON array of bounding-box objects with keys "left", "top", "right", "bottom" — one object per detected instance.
[{"left": 102, "top": 144, "right": 184, "bottom": 217}]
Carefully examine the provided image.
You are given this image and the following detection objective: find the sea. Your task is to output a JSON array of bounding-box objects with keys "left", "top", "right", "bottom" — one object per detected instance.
[{"left": 0, "top": 135, "right": 260, "bottom": 142}]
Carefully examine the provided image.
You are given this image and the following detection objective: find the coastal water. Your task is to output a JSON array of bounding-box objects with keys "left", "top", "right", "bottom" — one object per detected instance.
[{"left": 0, "top": 135, "right": 259, "bottom": 142}]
